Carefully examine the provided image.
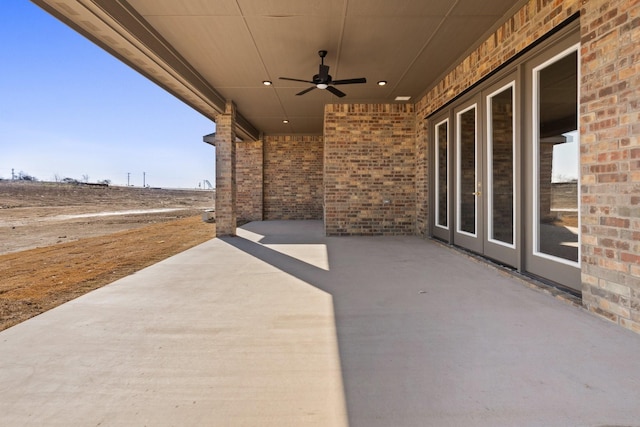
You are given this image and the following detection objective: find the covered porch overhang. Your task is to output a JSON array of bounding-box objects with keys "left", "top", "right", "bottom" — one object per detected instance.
[{"left": 30, "top": 0, "right": 532, "bottom": 236}]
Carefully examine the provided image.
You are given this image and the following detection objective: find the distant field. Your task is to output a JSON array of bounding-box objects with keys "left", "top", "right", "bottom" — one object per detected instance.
[
  {"left": 0, "top": 180, "right": 214, "bottom": 254},
  {"left": 0, "top": 181, "right": 216, "bottom": 330},
  {"left": 0, "top": 180, "right": 213, "bottom": 210}
]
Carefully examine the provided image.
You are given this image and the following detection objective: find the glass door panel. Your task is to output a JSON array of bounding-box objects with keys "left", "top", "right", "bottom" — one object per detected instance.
[
  {"left": 454, "top": 100, "right": 483, "bottom": 253},
  {"left": 435, "top": 118, "right": 449, "bottom": 231},
  {"left": 457, "top": 105, "right": 477, "bottom": 236},
  {"left": 487, "top": 84, "right": 515, "bottom": 246},
  {"left": 535, "top": 50, "right": 579, "bottom": 265}
]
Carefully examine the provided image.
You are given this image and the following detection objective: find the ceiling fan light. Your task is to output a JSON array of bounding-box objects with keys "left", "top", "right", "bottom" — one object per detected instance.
[{"left": 316, "top": 83, "right": 328, "bottom": 89}]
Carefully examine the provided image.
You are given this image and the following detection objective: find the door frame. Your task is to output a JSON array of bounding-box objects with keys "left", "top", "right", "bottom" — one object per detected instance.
[
  {"left": 431, "top": 111, "right": 452, "bottom": 242},
  {"left": 481, "top": 74, "right": 521, "bottom": 268}
]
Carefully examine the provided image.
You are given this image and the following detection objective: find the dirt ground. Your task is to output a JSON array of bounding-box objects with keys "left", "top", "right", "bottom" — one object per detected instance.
[{"left": 0, "top": 181, "right": 216, "bottom": 331}]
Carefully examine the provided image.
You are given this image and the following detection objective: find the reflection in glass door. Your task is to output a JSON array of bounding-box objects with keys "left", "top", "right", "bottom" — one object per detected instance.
[
  {"left": 435, "top": 118, "right": 449, "bottom": 232},
  {"left": 487, "top": 83, "right": 515, "bottom": 247},
  {"left": 457, "top": 105, "right": 478, "bottom": 236},
  {"left": 484, "top": 80, "right": 518, "bottom": 266},
  {"left": 534, "top": 48, "right": 579, "bottom": 265}
]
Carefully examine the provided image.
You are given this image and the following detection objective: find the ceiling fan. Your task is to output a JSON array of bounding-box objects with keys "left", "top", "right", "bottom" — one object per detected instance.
[{"left": 279, "top": 50, "right": 366, "bottom": 98}]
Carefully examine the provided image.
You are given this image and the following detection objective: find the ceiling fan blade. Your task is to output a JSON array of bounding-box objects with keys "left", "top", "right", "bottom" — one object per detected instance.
[
  {"left": 279, "top": 77, "right": 315, "bottom": 84},
  {"left": 296, "top": 86, "right": 317, "bottom": 96},
  {"left": 319, "top": 64, "right": 330, "bottom": 82},
  {"left": 326, "top": 86, "right": 346, "bottom": 98},
  {"left": 332, "top": 77, "right": 367, "bottom": 85}
]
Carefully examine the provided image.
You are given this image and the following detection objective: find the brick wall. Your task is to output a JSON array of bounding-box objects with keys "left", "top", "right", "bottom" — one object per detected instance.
[
  {"left": 236, "top": 140, "right": 263, "bottom": 222},
  {"left": 263, "top": 135, "right": 323, "bottom": 220},
  {"left": 580, "top": 0, "right": 640, "bottom": 333},
  {"left": 324, "top": 104, "right": 416, "bottom": 236}
]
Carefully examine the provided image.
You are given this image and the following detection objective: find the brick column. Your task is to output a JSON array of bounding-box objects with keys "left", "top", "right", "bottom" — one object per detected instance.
[
  {"left": 539, "top": 142, "right": 554, "bottom": 222},
  {"left": 215, "top": 101, "right": 237, "bottom": 236}
]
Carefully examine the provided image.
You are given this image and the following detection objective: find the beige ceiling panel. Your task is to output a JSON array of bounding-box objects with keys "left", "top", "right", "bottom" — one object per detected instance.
[
  {"left": 248, "top": 116, "right": 289, "bottom": 134},
  {"left": 128, "top": 0, "right": 240, "bottom": 16},
  {"left": 346, "top": 0, "right": 453, "bottom": 17},
  {"left": 339, "top": 16, "right": 441, "bottom": 91},
  {"left": 245, "top": 114, "right": 323, "bottom": 135},
  {"left": 227, "top": 88, "right": 283, "bottom": 116},
  {"left": 237, "top": 0, "right": 345, "bottom": 17},
  {"left": 451, "top": 0, "right": 525, "bottom": 17},
  {"left": 245, "top": 15, "right": 343, "bottom": 83},
  {"left": 144, "top": 15, "right": 266, "bottom": 88},
  {"left": 393, "top": 16, "right": 503, "bottom": 95}
]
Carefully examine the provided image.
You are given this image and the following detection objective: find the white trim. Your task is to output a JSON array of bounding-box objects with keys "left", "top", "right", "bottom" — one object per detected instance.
[
  {"left": 486, "top": 81, "right": 517, "bottom": 249},
  {"left": 435, "top": 118, "right": 450, "bottom": 230},
  {"left": 456, "top": 103, "right": 478, "bottom": 238},
  {"left": 531, "top": 43, "right": 581, "bottom": 267}
]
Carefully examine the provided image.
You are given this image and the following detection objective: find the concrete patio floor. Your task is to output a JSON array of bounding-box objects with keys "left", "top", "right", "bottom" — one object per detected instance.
[{"left": 1, "top": 220, "right": 639, "bottom": 426}]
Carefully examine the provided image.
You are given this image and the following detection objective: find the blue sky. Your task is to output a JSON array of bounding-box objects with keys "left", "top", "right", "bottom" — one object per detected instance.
[{"left": 0, "top": 1, "right": 216, "bottom": 189}]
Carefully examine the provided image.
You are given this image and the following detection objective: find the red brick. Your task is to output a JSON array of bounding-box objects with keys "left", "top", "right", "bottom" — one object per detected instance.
[{"left": 263, "top": 135, "right": 323, "bottom": 220}]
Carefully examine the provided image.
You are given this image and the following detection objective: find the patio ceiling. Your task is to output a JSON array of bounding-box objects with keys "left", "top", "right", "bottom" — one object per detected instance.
[{"left": 32, "top": 0, "right": 528, "bottom": 140}]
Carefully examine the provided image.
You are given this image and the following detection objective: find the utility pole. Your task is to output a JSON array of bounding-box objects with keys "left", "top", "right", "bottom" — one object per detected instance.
[
  {"left": 127, "top": 172, "right": 131, "bottom": 186},
  {"left": 143, "top": 172, "right": 146, "bottom": 188}
]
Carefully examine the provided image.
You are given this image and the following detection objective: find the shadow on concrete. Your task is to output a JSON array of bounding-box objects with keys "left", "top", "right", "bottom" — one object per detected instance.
[{"left": 223, "top": 221, "right": 640, "bottom": 426}]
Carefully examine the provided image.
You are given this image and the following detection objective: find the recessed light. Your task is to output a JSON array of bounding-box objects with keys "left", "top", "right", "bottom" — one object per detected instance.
[
  {"left": 263, "top": 80, "right": 272, "bottom": 86},
  {"left": 377, "top": 81, "right": 387, "bottom": 86},
  {"left": 395, "top": 96, "right": 411, "bottom": 101},
  {"left": 283, "top": 119, "right": 289, "bottom": 124}
]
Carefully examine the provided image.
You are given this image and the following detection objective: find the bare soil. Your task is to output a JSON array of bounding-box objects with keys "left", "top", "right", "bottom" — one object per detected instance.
[{"left": 0, "top": 181, "right": 215, "bottom": 331}]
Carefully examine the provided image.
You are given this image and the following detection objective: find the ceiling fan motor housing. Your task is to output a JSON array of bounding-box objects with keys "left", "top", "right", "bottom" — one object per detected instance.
[
  {"left": 278, "top": 50, "right": 366, "bottom": 97},
  {"left": 313, "top": 74, "right": 332, "bottom": 85}
]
